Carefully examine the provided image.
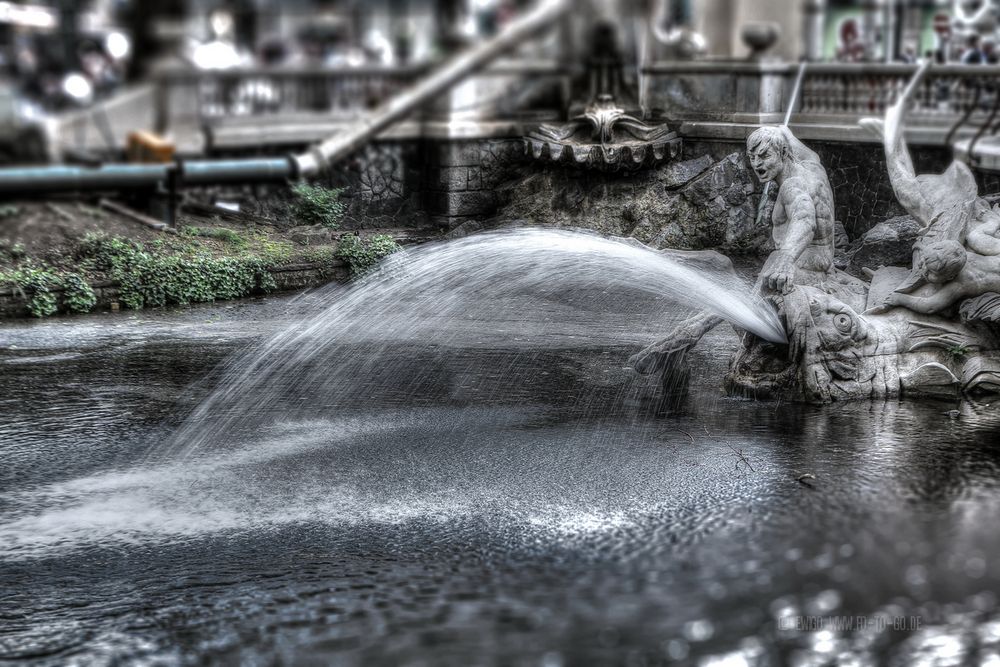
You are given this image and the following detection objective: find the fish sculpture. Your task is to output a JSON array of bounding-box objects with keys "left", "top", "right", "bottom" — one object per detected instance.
[{"left": 781, "top": 286, "right": 1000, "bottom": 402}]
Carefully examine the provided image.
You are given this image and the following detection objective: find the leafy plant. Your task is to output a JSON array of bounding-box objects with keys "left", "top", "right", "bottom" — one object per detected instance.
[
  {"left": 947, "top": 344, "right": 970, "bottom": 360},
  {"left": 291, "top": 182, "right": 346, "bottom": 228},
  {"left": 0, "top": 265, "right": 94, "bottom": 317},
  {"left": 181, "top": 226, "right": 247, "bottom": 247},
  {"left": 3, "top": 267, "right": 59, "bottom": 317},
  {"left": 300, "top": 244, "right": 340, "bottom": 264},
  {"left": 335, "top": 234, "right": 401, "bottom": 277},
  {"left": 77, "top": 233, "right": 277, "bottom": 310},
  {"left": 60, "top": 273, "right": 97, "bottom": 313}
]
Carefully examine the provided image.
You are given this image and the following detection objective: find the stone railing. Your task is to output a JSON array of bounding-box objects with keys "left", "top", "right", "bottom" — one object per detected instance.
[
  {"left": 153, "top": 63, "right": 430, "bottom": 132},
  {"left": 799, "top": 63, "right": 1000, "bottom": 120},
  {"left": 641, "top": 60, "right": 792, "bottom": 122},
  {"left": 642, "top": 61, "right": 1000, "bottom": 143},
  {"left": 153, "top": 59, "right": 571, "bottom": 135}
]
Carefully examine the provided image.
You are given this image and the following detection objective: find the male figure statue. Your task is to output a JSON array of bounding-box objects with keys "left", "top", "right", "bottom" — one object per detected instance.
[{"left": 631, "top": 125, "right": 861, "bottom": 376}]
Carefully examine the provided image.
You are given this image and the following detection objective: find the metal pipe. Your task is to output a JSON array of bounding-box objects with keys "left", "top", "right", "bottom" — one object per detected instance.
[
  {"left": 0, "top": 164, "right": 168, "bottom": 194},
  {"left": 0, "top": 158, "right": 295, "bottom": 195},
  {"left": 179, "top": 157, "right": 295, "bottom": 185},
  {"left": 292, "top": 0, "right": 571, "bottom": 176}
]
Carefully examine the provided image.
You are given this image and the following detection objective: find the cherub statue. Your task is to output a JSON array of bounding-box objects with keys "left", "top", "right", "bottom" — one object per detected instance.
[{"left": 882, "top": 239, "right": 1000, "bottom": 314}]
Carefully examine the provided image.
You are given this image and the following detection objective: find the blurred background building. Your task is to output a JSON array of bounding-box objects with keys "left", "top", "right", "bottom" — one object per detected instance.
[{"left": 0, "top": 0, "right": 999, "bottom": 168}]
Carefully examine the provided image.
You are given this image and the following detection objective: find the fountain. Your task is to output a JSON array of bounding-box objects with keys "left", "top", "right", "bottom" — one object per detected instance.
[
  {"left": 160, "top": 229, "right": 784, "bottom": 461},
  {"left": 8, "top": 11, "right": 1000, "bottom": 667},
  {"left": 633, "top": 63, "right": 1000, "bottom": 403}
]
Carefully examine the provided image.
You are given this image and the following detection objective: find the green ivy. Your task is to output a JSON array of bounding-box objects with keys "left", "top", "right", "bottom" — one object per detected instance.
[
  {"left": 335, "top": 234, "right": 401, "bottom": 278},
  {"left": 0, "top": 265, "right": 95, "bottom": 317},
  {"left": 292, "top": 182, "right": 346, "bottom": 228},
  {"left": 61, "top": 273, "right": 97, "bottom": 313},
  {"left": 181, "top": 226, "right": 248, "bottom": 246},
  {"left": 78, "top": 234, "right": 277, "bottom": 310},
  {"left": 302, "top": 245, "right": 337, "bottom": 264}
]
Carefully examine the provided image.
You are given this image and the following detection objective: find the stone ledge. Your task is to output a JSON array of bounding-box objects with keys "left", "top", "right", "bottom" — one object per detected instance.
[{"left": 678, "top": 120, "right": 978, "bottom": 147}]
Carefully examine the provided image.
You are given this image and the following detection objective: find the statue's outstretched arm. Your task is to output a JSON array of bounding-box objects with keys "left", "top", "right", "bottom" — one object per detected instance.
[
  {"left": 887, "top": 282, "right": 965, "bottom": 314},
  {"left": 760, "top": 182, "right": 816, "bottom": 294},
  {"left": 629, "top": 312, "right": 723, "bottom": 375}
]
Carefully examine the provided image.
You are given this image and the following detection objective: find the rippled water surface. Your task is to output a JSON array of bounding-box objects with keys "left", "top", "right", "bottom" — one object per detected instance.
[{"left": 3, "top": 285, "right": 1000, "bottom": 666}]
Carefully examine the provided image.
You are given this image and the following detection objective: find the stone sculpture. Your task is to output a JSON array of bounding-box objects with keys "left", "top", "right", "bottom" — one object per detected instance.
[
  {"left": 630, "top": 123, "right": 865, "bottom": 381},
  {"left": 776, "top": 276, "right": 1000, "bottom": 402},
  {"left": 633, "top": 62, "right": 1000, "bottom": 402},
  {"left": 860, "top": 63, "right": 1000, "bottom": 321},
  {"left": 525, "top": 21, "right": 680, "bottom": 171}
]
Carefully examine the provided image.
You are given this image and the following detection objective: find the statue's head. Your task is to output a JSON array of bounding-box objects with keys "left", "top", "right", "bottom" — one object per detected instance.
[
  {"left": 919, "top": 240, "right": 967, "bottom": 284},
  {"left": 746, "top": 126, "right": 790, "bottom": 183}
]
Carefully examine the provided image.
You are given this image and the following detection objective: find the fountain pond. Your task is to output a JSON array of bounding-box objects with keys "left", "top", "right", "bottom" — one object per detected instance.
[{"left": 2, "top": 229, "right": 1000, "bottom": 666}]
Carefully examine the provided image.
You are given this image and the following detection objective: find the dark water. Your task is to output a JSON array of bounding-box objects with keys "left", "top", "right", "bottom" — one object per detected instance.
[{"left": 3, "top": 293, "right": 1000, "bottom": 666}]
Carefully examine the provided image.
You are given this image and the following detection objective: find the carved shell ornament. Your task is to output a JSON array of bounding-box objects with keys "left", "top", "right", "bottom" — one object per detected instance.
[{"left": 525, "top": 94, "right": 680, "bottom": 171}]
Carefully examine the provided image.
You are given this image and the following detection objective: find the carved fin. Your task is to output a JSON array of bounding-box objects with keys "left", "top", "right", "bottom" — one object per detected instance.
[
  {"left": 906, "top": 320, "right": 980, "bottom": 353},
  {"left": 904, "top": 362, "right": 960, "bottom": 389},
  {"left": 959, "top": 293, "right": 1000, "bottom": 324},
  {"left": 962, "top": 357, "right": 1000, "bottom": 395}
]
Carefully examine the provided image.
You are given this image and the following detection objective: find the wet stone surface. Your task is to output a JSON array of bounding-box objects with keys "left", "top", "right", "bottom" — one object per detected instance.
[{"left": 2, "top": 294, "right": 1000, "bottom": 666}]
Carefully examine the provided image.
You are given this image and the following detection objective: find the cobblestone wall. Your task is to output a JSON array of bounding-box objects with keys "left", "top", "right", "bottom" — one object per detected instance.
[{"left": 325, "top": 141, "right": 426, "bottom": 227}]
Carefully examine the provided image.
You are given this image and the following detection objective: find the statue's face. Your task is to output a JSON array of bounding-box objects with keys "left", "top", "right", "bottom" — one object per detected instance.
[
  {"left": 920, "top": 261, "right": 957, "bottom": 285},
  {"left": 922, "top": 264, "right": 950, "bottom": 285},
  {"left": 748, "top": 142, "right": 783, "bottom": 183}
]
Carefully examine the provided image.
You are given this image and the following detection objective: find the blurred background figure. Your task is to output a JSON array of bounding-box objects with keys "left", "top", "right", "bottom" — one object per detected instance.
[{"left": 962, "top": 32, "right": 985, "bottom": 63}]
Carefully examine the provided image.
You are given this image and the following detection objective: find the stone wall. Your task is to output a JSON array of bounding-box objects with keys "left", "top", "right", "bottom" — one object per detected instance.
[
  {"left": 327, "top": 142, "right": 426, "bottom": 227},
  {"left": 227, "top": 135, "right": 1000, "bottom": 253},
  {"left": 468, "top": 151, "right": 772, "bottom": 255},
  {"left": 227, "top": 138, "right": 527, "bottom": 230},
  {"left": 423, "top": 139, "right": 528, "bottom": 226},
  {"left": 218, "top": 141, "right": 428, "bottom": 230}
]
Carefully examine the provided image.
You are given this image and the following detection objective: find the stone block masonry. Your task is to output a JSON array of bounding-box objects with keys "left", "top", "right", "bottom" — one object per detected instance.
[{"left": 423, "top": 139, "right": 528, "bottom": 226}]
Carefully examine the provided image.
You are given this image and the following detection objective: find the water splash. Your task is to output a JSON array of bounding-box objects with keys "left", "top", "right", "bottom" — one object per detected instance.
[{"left": 161, "top": 228, "right": 783, "bottom": 459}]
